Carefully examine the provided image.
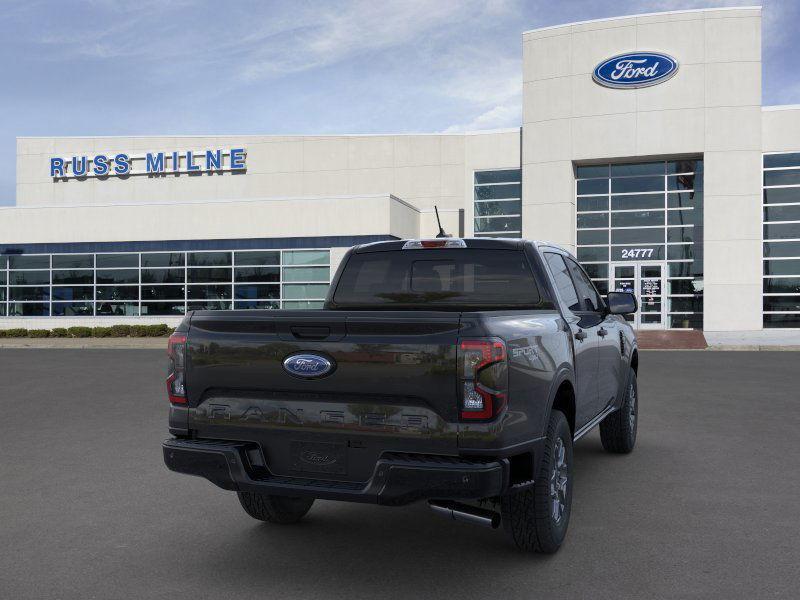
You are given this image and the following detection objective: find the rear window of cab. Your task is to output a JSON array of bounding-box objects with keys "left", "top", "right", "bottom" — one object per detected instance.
[{"left": 332, "top": 249, "right": 550, "bottom": 310}]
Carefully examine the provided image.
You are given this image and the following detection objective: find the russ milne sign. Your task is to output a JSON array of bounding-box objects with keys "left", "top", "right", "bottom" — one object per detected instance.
[
  {"left": 50, "top": 148, "right": 246, "bottom": 179},
  {"left": 593, "top": 52, "right": 678, "bottom": 89}
]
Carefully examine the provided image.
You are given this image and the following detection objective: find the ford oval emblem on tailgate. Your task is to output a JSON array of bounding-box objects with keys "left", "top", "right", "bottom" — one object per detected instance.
[{"left": 282, "top": 353, "right": 335, "bottom": 379}]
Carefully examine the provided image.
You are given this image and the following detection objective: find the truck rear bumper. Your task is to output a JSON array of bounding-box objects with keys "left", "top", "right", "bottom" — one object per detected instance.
[{"left": 163, "top": 438, "right": 508, "bottom": 506}]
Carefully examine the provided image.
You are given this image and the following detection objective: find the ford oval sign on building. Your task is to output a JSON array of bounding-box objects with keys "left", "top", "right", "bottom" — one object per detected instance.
[
  {"left": 593, "top": 52, "right": 679, "bottom": 89},
  {"left": 283, "top": 353, "right": 335, "bottom": 379}
]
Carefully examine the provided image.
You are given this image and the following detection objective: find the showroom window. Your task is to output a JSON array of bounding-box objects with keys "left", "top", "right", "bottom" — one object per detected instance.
[
  {"left": 1, "top": 248, "right": 330, "bottom": 317},
  {"left": 763, "top": 152, "right": 800, "bottom": 328},
  {"left": 474, "top": 169, "right": 521, "bottom": 238},
  {"left": 575, "top": 159, "right": 704, "bottom": 329}
]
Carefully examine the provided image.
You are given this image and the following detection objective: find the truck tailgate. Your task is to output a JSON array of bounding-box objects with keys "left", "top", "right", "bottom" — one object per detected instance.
[{"left": 185, "top": 310, "right": 461, "bottom": 483}]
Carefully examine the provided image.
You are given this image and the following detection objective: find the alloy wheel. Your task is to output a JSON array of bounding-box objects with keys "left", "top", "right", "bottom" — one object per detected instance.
[{"left": 549, "top": 437, "right": 569, "bottom": 523}]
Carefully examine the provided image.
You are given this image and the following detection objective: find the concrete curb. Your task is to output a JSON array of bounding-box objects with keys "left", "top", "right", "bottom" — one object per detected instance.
[
  {"left": 707, "top": 345, "right": 800, "bottom": 351},
  {"left": 0, "top": 338, "right": 168, "bottom": 349},
  {"left": 642, "top": 345, "right": 800, "bottom": 351}
]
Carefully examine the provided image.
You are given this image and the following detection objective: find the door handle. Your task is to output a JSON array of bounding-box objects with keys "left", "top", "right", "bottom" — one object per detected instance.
[
  {"left": 598, "top": 327, "right": 608, "bottom": 338},
  {"left": 574, "top": 329, "right": 587, "bottom": 341}
]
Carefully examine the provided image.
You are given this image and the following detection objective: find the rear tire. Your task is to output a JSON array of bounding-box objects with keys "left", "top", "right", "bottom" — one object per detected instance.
[
  {"left": 600, "top": 369, "right": 638, "bottom": 454},
  {"left": 237, "top": 492, "right": 314, "bottom": 524},
  {"left": 500, "top": 409, "right": 573, "bottom": 553}
]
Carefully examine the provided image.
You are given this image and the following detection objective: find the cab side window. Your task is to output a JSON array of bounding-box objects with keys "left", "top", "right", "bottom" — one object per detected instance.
[
  {"left": 544, "top": 253, "right": 581, "bottom": 312},
  {"left": 564, "top": 257, "right": 603, "bottom": 313}
]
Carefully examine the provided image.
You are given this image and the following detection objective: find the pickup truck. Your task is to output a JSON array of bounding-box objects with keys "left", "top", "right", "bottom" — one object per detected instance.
[{"left": 163, "top": 238, "right": 639, "bottom": 553}]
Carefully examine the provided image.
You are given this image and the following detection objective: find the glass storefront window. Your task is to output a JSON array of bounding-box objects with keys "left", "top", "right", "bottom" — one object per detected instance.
[
  {"left": 141, "top": 268, "right": 184, "bottom": 284},
  {"left": 474, "top": 170, "right": 520, "bottom": 184},
  {"left": 234, "top": 251, "right": 279, "bottom": 266},
  {"left": 576, "top": 158, "right": 704, "bottom": 329},
  {"left": 611, "top": 176, "right": 664, "bottom": 194},
  {"left": 187, "top": 268, "right": 231, "bottom": 283},
  {"left": 474, "top": 169, "right": 521, "bottom": 238},
  {"left": 235, "top": 300, "right": 281, "bottom": 310},
  {"left": 8, "top": 302, "right": 49, "bottom": 316},
  {"left": 282, "top": 266, "right": 330, "bottom": 282},
  {"left": 283, "top": 283, "right": 329, "bottom": 300},
  {"left": 96, "top": 254, "right": 137, "bottom": 268},
  {"left": 577, "top": 213, "right": 608, "bottom": 228},
  {"left": 283, "top": 301, "right": 324, "bottom": 309},
  {"left": 283, "top": 250, "right": 329, "bottom": 266},
  {"left": 763, "top": 152, "right": 800, "bottom": 328},
  {"left": 140, "top": 302, "right": 185, "bottom": 315},
  {"left": 9, "top": 255, "right": 49, "bottom": 269},
  {"left": 187, "top": 285, "right": 232, "bottom": 300},
  {"left": 52, "top": 270, "right": 93, "bottom": 284},
  {"left": 141, "top": 253, "right": 185, "bottom": 268},
  {"left": 575, "top": 164, "right": 608, "bottom": 179},
  {"left": 10, "top": 287, "right": 50, "bottom": 301},
  {"left": 234, "top": 284, "right": 280, "bottom": 300},
  {"left": 234, "top": 267, "right": 280, "bottom": 282},
  {"left": 474, "top": 200, "right": 522, "bottom": 217},
  {"left": 474, "top": 215, "right": 522, "bottom": 234},
  {"left": 763, "top": 188, "right": 800, "bottom": 204},
  {"left": 96, "top": 303, "right": 138, "bottom": 316},
  {"left": 188, "top": 301, "right": 232, "bottom": 311},
  {"left": 611, "top": 194, "right": 664, "bottom": 211},
  {"left": 96, "top": 269, "right": 138, "bottom": 284},
  {"left": 188, "top": 252, "right": 232, "bottom": 267},
  {"left": 52, "top": 254, "right": 93, "bottom": 269},
  {"left": 577, "top": 197, "right": 608, "bottom": 212},
  {"left": 10, "top": 271, "right": 50, "bottom": 285},
  {"left": 0, "top": 248, "right": 331, "bottom": 316},
  {"left": 52, "top": 302, "right": 94, "bottom": 316},
  {"left": 141, "top": 285, "right": 185, "bottom": 301},
  {"left": 96, "top": 286, "right": 138, "bottom": 301},
  {"left": 52, "top": 286, "right": 94, "bottom": 301}
]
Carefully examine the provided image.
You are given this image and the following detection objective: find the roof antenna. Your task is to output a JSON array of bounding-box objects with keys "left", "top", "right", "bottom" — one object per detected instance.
[{"left": 434, "top": 206, "right": 451, "bottom": 238}]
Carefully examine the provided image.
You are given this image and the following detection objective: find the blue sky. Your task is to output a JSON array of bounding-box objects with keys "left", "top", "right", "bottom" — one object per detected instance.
[{"left": 1, "top": 0, "right": 798, "bottom": 206}]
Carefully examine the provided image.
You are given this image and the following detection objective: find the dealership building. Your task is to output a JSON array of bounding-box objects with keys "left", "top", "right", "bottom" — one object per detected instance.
[{"left": 2, "top": 6, "right": 799, "bottom": 336}]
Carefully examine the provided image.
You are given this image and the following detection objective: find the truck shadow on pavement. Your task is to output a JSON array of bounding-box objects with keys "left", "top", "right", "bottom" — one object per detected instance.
[{"left": 185, "top": 436, "right": 624, "bottom": 596}]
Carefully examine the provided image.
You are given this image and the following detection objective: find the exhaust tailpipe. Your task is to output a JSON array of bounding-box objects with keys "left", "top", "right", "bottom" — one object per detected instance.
[{"left": 429, "top": 500, "right": 500, "bottom": 529}]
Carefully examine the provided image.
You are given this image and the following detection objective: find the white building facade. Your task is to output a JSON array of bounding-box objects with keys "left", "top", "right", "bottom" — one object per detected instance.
[{"left": 3, "top": 6, "right": 799, "bottom": 333}]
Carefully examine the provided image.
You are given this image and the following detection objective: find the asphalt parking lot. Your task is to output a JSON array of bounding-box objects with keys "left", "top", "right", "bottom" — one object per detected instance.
[{"left": 1, "top": 349, "right": 798, "bottom": 599}]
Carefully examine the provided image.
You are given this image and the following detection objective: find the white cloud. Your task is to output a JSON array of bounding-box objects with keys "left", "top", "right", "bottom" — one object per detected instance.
[
  {"left": 442, "top": 103, "right": 521, "bottom": 132},
  {"left": 235, "top": 0, "right": 497, "bottom": 82}
]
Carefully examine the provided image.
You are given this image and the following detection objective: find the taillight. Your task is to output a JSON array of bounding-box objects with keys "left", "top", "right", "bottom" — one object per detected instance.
[
  {"left": 166, "top": 332, "right": 187, "bottom": 404},
  {"left": 458, "top": 338, "right": 507, "bottom": 420}
]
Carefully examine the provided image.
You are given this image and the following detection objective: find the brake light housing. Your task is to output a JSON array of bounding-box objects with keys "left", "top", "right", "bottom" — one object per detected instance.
[
  {"left": 458, "top": 338, "right": 507, "bottom": 420},
  {"left": 166, "top": 332, "right": 187, "bottom": 404},
  {"left": 402, "top": 238, "right": 467, "bottom": 249}
]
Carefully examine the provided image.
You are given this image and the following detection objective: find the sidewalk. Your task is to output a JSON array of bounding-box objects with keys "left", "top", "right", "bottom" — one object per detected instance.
[{"left": 705, "top": 330, "right": 800, "bottom": 351}]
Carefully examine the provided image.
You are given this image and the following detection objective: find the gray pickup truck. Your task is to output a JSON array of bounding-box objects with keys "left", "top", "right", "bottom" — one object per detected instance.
[{"left": 163, "top": 238, "right": 639, "bottom": 553}]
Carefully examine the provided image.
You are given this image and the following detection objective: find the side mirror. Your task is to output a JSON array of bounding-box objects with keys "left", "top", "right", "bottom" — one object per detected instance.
[{"left": 606, "top": 291, "right": 638, "bottom": 315}]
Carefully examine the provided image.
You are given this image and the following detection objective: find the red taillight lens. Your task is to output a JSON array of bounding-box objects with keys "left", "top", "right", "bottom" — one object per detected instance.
[
  {"left": 166, "top": 333, "right": 187, "bottom": 404},
  {"left": 458, "top": 339, "right": 507, "bottom": 420}
]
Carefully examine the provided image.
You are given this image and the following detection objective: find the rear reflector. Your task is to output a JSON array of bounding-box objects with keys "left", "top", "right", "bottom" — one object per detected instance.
[{"left": 402, "top": 238, "right": 467, "bottom": 249}]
